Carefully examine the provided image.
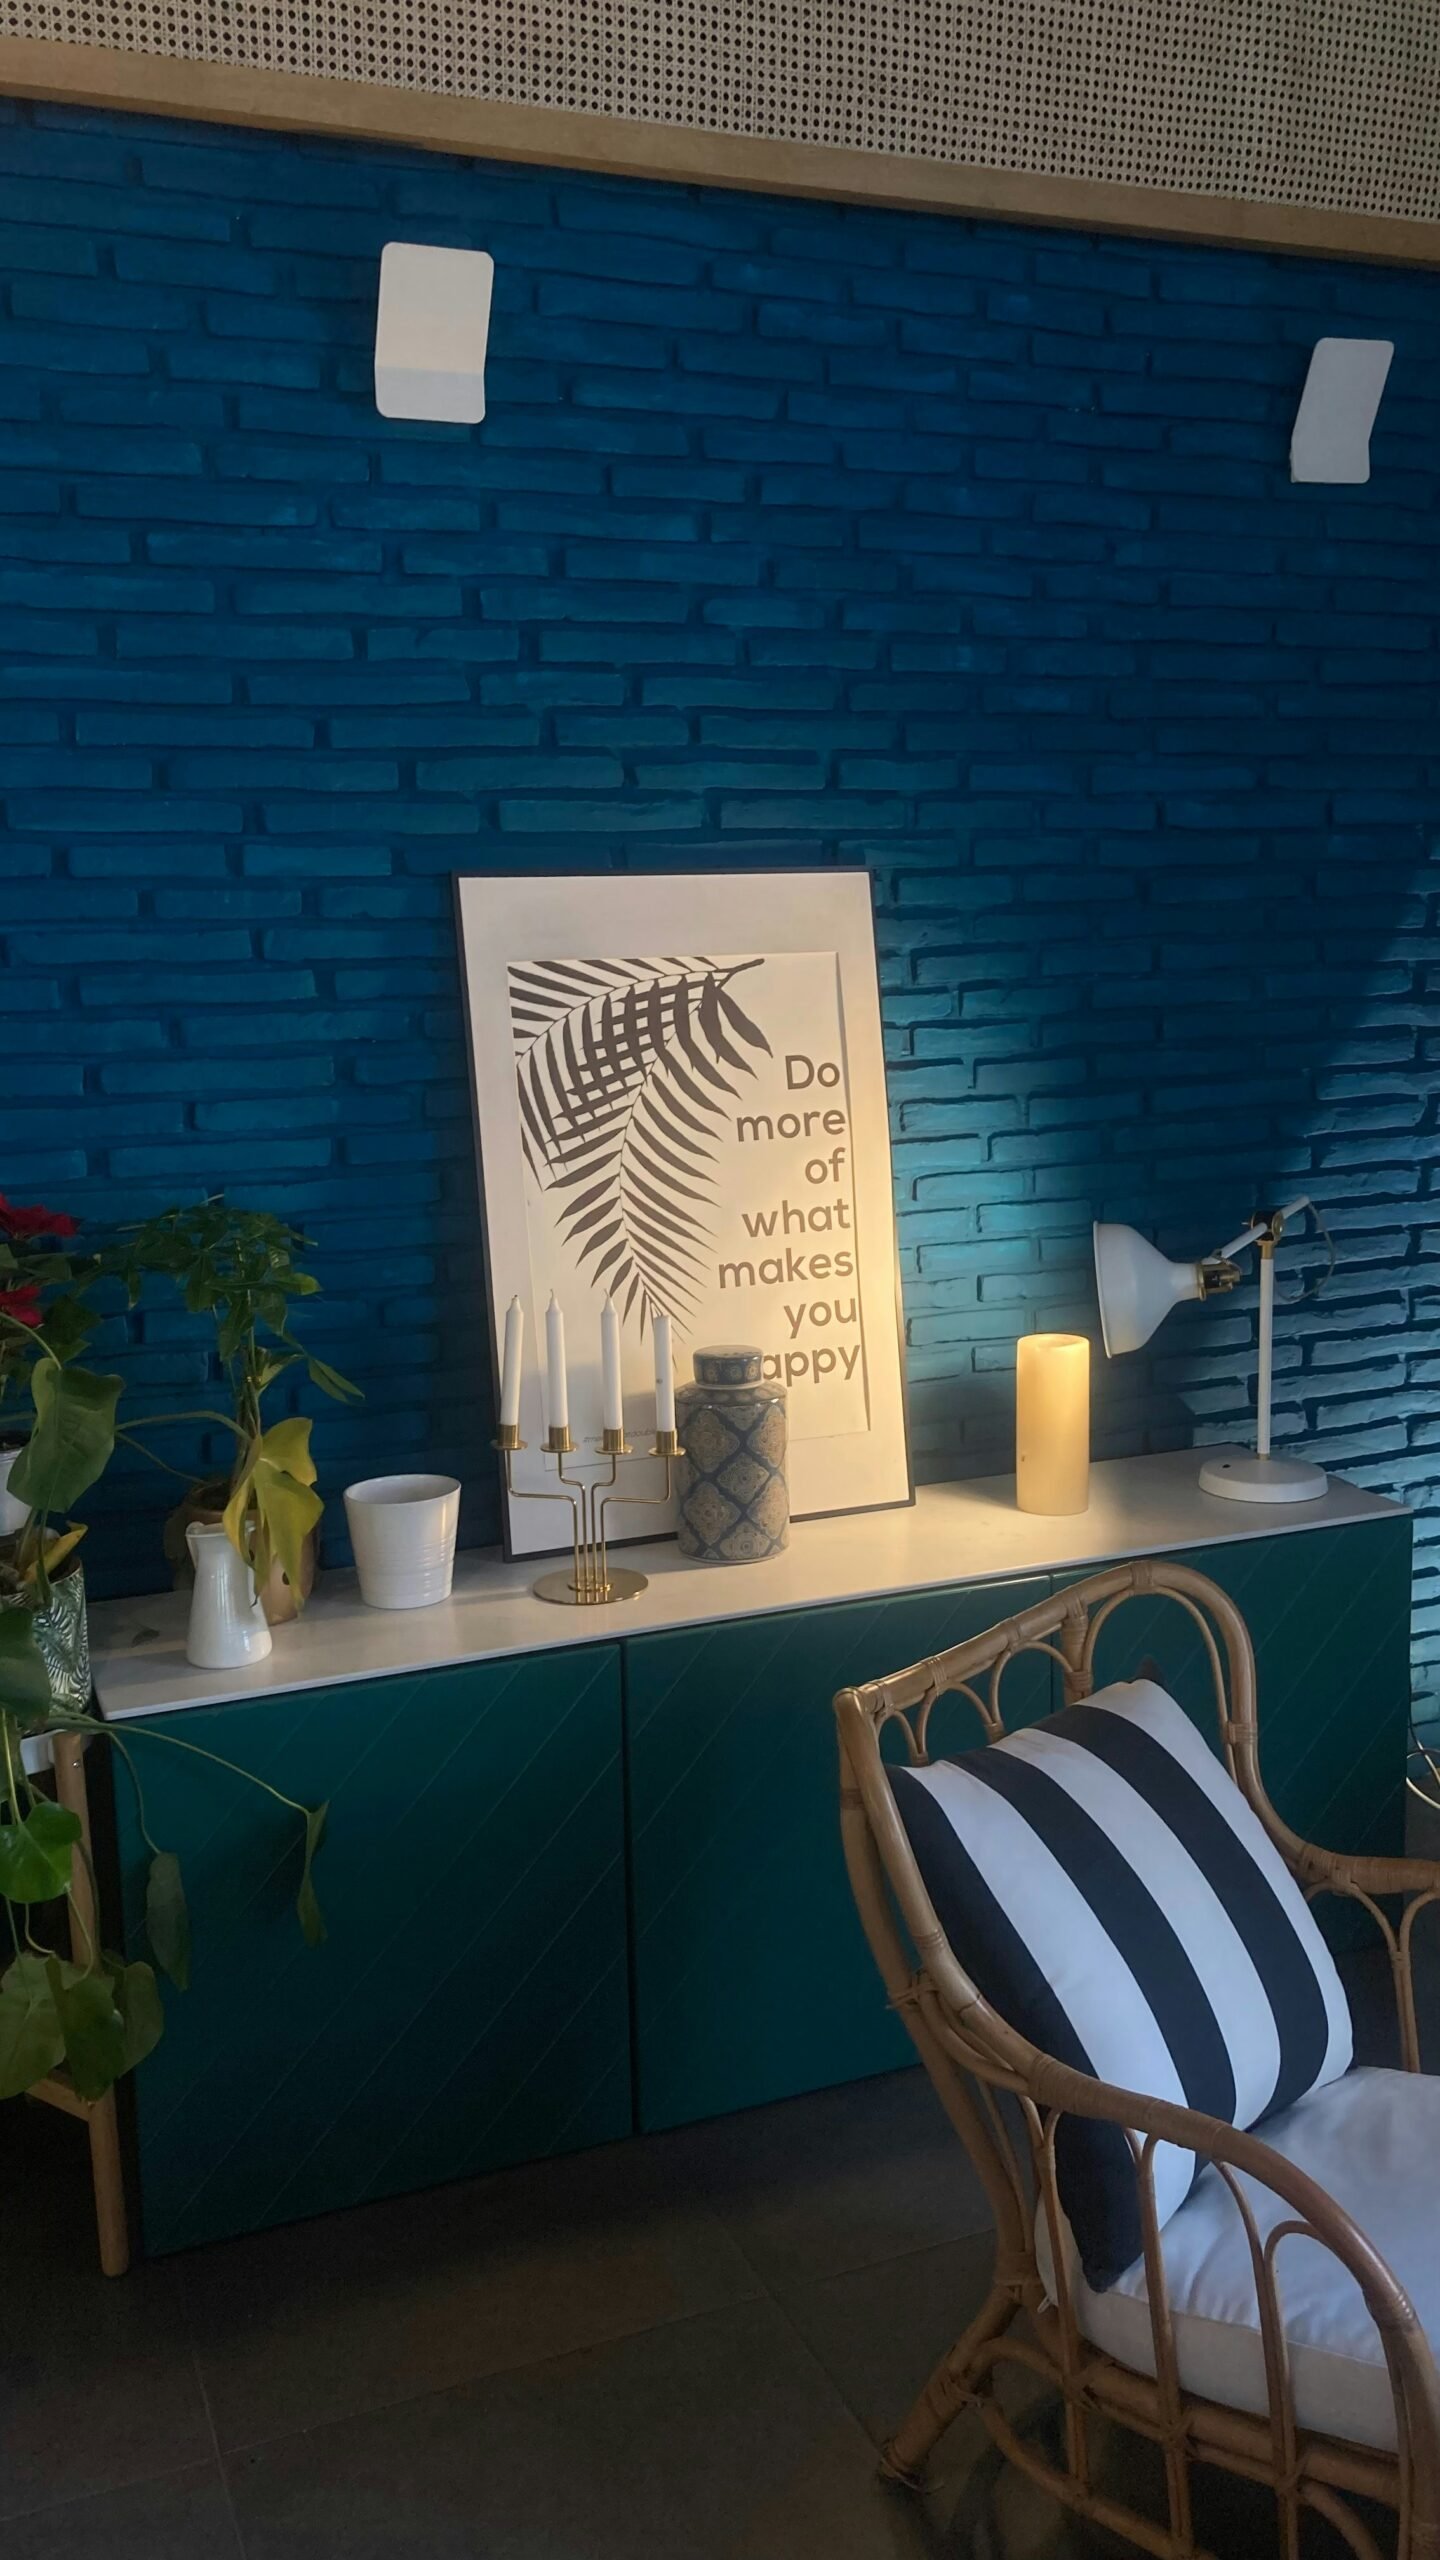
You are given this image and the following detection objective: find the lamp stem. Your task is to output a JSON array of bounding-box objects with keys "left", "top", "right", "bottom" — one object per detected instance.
[{"left": 1256, "top": 1237, "right": 1275, "bottom": 1460}]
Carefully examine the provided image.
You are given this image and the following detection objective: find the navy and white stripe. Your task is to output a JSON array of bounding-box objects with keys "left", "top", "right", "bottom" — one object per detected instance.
[{"left": 889, "top": 1681, "right": 1352, "bottom": 2292}]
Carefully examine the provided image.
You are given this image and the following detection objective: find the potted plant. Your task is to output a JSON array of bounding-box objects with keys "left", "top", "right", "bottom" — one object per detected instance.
[
  {"left": 113, "top": 1201, "right": 361, "bottom": 1623},
  {"left": 0, "top": 1191, "right": 95, "bottom": 1537},
  {"left": 0, "top": 1321, "right": 325, "bottom": 2108}
]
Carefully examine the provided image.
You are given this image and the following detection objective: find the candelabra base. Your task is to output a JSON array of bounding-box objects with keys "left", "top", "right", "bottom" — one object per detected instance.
[{"left": 533, "top": 1564, "right": 649, "bottom": 1607}]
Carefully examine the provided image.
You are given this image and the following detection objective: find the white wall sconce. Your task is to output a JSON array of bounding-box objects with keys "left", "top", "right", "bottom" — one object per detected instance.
[
  {"left": 1290, "top": 337, "right": 1393, "bottom": 484},
  {"left": 374, "top": 241, "right": 495, "bottom": 424}
]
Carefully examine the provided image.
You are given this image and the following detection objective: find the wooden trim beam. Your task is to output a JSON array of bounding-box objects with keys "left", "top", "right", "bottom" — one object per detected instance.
[{"left": 3, "top": 32, "right": 1440, "bottom": 269}]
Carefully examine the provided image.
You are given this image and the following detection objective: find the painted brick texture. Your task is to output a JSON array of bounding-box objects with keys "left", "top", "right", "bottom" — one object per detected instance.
[{"left": 3, "top": 101, "right": 1440, "bottom": 1716}]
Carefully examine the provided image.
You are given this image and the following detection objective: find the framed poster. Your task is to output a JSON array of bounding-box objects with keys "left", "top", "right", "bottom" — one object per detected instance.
[{"left": 456, "top": 870, "right": 912, "bottom": 1559}]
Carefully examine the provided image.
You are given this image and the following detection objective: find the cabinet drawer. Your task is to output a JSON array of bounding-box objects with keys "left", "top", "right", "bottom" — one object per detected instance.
[
  {"left": 117, "top": 1646, "right": 629, "bottom": 2253},
  {"left": 626, "top": 1576, "right": 1052, "bottom": 2131}
]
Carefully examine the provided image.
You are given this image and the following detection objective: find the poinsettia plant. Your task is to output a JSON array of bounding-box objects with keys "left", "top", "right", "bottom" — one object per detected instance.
[
  {"left": 111, "top": 1200, "right": 361, "bottom": 1602},
  {"left": 0, "top": 1191, "right": 97, "bottom": 1438}
]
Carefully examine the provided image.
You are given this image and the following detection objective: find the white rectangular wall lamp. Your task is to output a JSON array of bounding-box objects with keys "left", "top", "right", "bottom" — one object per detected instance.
[
  {"left": 374, "top": 241, "right": 495, "bottom": 424},
  {"left": 1290, "top": 337, "right": 1393, "bottom": 485}
]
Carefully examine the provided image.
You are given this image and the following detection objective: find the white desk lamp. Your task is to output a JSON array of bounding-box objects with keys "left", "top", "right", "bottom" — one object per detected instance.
[{"left": 1093, "top": 1199, "right": 1329, "bottom": 1505}]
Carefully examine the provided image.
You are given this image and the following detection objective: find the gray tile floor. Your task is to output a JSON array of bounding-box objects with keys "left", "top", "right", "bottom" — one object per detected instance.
[
  {"left": 2, "top": 2026, "right": 1403, "bottom": 2560},
  {"left": 10, "top": 1784, "right": 1436, "bottom": 2558}
]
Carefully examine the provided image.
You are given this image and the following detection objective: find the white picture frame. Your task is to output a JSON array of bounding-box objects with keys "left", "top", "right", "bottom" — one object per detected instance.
[{"left": 456, "top": 869, "right": 912, "bottom": 1559}]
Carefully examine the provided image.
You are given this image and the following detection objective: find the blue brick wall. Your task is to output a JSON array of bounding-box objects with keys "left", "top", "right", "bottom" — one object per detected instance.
[{"left": 4, "top": 100, "right": 1440, "bottom": 1717}]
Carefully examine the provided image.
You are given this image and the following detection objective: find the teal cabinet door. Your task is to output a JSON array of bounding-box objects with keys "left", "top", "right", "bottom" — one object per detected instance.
[
  {"left": 1081, "top": 1519, "right": 1413, "bottom": 1942},
  {"left": 115, "top": 1645, "right": 629, "bottom": 2253},
  {"left": 626, "top": 1577, "right": 1052, "bottom": 2132}
]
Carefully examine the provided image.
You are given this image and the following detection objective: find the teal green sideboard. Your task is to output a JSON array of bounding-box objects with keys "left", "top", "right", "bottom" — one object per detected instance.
[
  {"left": 625, "top": 1575, "right": 1051, "bottom": 2132},
  {"left": 114, "top": 1646, "right": 629, "bottom": 2255},
  {"left": 99, "top": 1496, "right": 1413, "bottom": 2254}
]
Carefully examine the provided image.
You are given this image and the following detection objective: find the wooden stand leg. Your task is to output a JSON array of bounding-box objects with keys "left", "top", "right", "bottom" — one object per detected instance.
[{"left": 51, "top": 1732, "right": 131, "bottom": 2278}]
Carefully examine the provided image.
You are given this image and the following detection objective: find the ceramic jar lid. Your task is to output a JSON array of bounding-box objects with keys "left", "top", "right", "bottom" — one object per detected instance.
[{"left": 690, "top": 1344, "right": 766, "bottom": 1388}]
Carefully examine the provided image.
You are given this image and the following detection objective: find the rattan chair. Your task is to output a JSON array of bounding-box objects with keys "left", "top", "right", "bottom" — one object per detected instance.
[{"left": 834, "top": 1557, "right": 1440, "bottom": 2560}]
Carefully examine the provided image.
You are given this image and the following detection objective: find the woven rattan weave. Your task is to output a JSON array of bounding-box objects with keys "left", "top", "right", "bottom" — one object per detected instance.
[{"left": 835, "top": 1558, "right": 1440, "bottom": 2559}]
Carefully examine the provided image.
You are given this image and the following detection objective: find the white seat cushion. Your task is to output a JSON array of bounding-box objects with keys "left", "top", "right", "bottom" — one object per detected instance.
[{"left": 1055, "top": 2066, "right": 1440, "bottom": 2453}]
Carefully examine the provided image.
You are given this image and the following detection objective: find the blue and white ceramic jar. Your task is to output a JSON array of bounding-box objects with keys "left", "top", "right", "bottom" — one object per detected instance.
[{"left": 674, "top": 1345, "right": 788, "bottom": 1564}]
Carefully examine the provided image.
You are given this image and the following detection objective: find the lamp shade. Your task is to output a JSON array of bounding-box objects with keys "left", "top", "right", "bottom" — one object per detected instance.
[{"left": 1093, "top": 1223, "right": 1203, "bottom": 1357}]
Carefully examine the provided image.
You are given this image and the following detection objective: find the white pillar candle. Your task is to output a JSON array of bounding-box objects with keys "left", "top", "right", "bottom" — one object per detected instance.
[
  {"left": 498, "top": 1295, "right": 524, "bottom": 1429},
  {"left": 653, "top": 1310, "right": 675, "bottom": 1433},
  {"left": 600, "top": 1294, "right": 623, "bottom": 1432},
  {"left": 1015, "top": 1332, "right": 1090, "bottom": 1517},
  {"left": 545, "top": 1292, "right": 569, "bottom": 1432}
]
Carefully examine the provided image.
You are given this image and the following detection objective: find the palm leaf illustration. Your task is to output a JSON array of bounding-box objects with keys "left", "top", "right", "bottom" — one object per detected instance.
[{"left": 510, "top": 955, "right": 771, "bottom": 1330}]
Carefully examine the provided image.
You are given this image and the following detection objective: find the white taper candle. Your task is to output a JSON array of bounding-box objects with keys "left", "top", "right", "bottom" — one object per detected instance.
[
  {"left": 499, "top": 1295, "right": 524, "bottom": 1429},
  {"left": 653, "top": 1310, "right": 675, "bottom": 1434},
  {"left": 545, "top": 1292, "right": 569, "bottom": 1431},
  {"left": 600, "top": 1294, "right": 623, "bottom": 1433}
]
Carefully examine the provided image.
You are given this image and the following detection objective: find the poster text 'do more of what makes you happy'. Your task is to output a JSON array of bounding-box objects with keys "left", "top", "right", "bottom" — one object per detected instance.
[
  {"left": 456, "top": 868, "right": 911, "bottom": 1557},
  {"left": 513, "top": 950, "right": 871, "bottom": 1445}
]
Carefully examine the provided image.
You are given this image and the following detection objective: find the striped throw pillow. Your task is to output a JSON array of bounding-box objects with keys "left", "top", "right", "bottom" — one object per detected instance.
[{"left": 888, "top": 1680, "right": 1352, "bottom": 2292}]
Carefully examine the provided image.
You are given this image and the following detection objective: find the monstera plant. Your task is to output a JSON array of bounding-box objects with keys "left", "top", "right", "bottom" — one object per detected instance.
[{"left": 0, "top": 1318, "right": 326, "bottom": 2106}]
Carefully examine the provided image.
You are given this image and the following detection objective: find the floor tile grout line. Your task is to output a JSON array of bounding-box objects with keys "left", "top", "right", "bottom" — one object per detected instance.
[
  {"left": 718, "top": 2204, "right": 997, "bottom": 2304},
  {"left": 195, "top": 2210, "right": 994, "bottom": 2470},
  {"left": 192, "top": 2227, "right": 770, "bottom": 2462},
  {"left": 751, "top": 2272, "right": 901, "bottom": 2467},
  {"left": 0, "top": 2456, "right": 230, "bottom": 2537},
  {"left": 191, "top": 2341, "right": 249, "bottom": 2558}
]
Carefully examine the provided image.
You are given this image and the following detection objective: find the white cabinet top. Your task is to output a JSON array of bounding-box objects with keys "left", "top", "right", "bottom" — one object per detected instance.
[{"left": 87, "top": 1448, "right": 1406, "bottom": 1722}]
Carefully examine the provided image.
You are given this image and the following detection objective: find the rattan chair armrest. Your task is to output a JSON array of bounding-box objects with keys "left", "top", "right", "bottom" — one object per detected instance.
[
  {"left": 1024, "top": 2048, "right": 1433, "bottom": 2351},
  {"left": 1283, "top": 1839, "right": 1440, "bottom": 1900}
]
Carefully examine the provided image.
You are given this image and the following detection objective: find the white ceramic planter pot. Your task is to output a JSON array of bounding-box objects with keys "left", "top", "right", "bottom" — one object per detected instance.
[
  {"left": 0, "top": 1444, "right": 29, "bottom": 1537},
  {"left": 343, "top": 1474, "right": 460, "bottom": 1610}
]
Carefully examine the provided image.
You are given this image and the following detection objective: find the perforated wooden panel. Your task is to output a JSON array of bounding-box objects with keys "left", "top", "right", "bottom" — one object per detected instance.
[{"left": 5, "top": 0, "right": 1438, "bottom": 224}]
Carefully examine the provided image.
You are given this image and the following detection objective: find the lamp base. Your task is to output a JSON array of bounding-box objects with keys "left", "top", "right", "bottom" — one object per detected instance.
[{"left": 1198, "top": 1450, "right": 1328, "bottom": 1505}]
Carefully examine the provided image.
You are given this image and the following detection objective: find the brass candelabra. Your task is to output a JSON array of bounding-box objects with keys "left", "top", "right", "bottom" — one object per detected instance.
[{"left": 493, "top": 1422, "right": 679, "bottom": 1605}]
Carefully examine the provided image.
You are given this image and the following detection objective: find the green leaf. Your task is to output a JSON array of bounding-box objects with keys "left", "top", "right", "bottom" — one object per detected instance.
[
  {"left": 9, "top": 1359, "right": 122, "bottom": 1519},
  {"left": 0, "top": 1801, "right": 77, "bottom": 1902},
  {"left": 145, "top": 1849, "right": 191, "bottom": 1991},
  {"left": 304, "top": 1352, "right": 363, "bottom": 1405},
  {"left": 215, "top": 1304, "right": 250, "bottom": 1364},
  {"left": 297, "top": 1800, "right": 328, "bottom": 1948},
  {"left": 34, "top": 1295, "right": 97, "bottom": 1366},
  {"left": 25, "top": 1795, "right": 81, "bottom": 1863},
  {"left": 46, "top": 1955, "right": 127, "bottom": 2100},
  {"left": 0, "top": 1954, "right": 65, "bottom": 2097},
  {"left": 256, "top": 1414, "right": 317, "bottom": 1486},
  {"left": 105, "top": 1956, "right": 164, "bottom": 2076},
  {"left": 0, "top": 1611, "right": 55, "bottom": 1726},
  {"left": 234, "top": 1415, "right": 322, "bottom": 1605},
  {"left": 254, "top": 1464, "right": 323, "bottom": 1602}
]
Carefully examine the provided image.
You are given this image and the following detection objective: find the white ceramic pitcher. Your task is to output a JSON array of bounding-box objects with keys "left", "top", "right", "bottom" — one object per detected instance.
[
  {"left": 0, "top": 1446, "right": 28, "bottom": 1537},
  {"left": 184, "top": 1522, "right": 272, "bottom": 1670}
]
